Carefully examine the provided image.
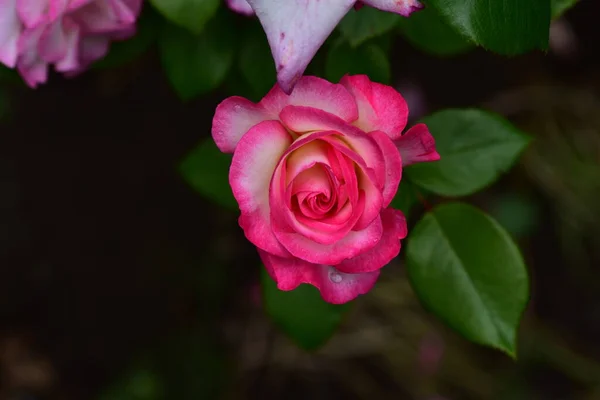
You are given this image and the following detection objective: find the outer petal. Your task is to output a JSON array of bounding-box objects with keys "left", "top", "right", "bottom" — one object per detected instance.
[
  {"left": 0, "top": 0, "right": 21, "bottom": 68},
  {"left": 226, "top": 0, "right": 254, "bottom": 16},
  {"left": 395, "top": 123, "right": 440, "bottom": 166},
  {"left": 230, "top": 120, "right": 293, "bottom": 257},
  {"left": 360, "top": 0, "right": 423, "bottom": 16},
  {"left": 370, "top": 130, "right": 402, "bottom": 207},
  {"left": 337, "top": 208, "right": 407, "bottom": 273},
  {"left": 260, "top": 250, "right": 380, "bottom": 304},
  {"left": 340, "top": 74, "right": 408, "bottom": 140},
  {"left": 212, "top": 96, "right": 269, "bottom": 154},
  {"left": 246, "top": 0, "right": 355, "bottom": 94},
  {"left": 259, "top": 76, "right": 358, "bottom": 123},
  {"left": 17, "top": 24, "right": 48, "bottom": 88}
]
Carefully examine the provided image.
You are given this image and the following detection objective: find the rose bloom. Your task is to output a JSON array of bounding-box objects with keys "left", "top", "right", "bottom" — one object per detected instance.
[
  {"left": 212, "top": 75, "right": 439, "bottom": 304},
  {"left": 0, "top": 0, "right": 142, "bottom": 87}
]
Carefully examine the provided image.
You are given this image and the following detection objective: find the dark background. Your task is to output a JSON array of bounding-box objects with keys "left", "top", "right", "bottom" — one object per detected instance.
[{"left": 1, "top": 1, "right": 600, "bottom": 399}]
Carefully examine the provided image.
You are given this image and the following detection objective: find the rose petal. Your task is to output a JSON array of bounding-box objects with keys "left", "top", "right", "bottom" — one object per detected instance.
[
  {"left": 340, "top": 74, "right": 409, "bottom": 140},
  {"left": 273, "top": 211, "right": 383, "bottom": 265},
  {"left": 360, "top": 0, "right": 423, "bottom": 16},
  {"left": 370, "top": 130, "right": 402, "bottom": 207},
  {"left": 260, "top": 76, "right": 358, "bottom": 123},
  {"left": 280, "top": 105, "right": 386, "bottom": 191},
  {"left": 337, "top": 208, "right": 407, "bottom": 273},
  {"left": 395, "top": 123, "right": 440, "bottom": 166},
  {"left": 226, "top": 0, "right": 254, "bottom": 16},
  {"left": 17, "top": 24, "right": 48, "bottom": 88},
  {"left": 230, "top": 120, "right": 293, "bottom": 257},
  {"left": 246, "top": 0, "right": 355, "bottom": 93},
  {"left": 260, "top": 250, "right": 380, "bottom": 304},
  {"left": 212, "top": 96, "right": 269, "bottom": 154},
  {"left": 0, "top": 0, "right": 21, "bottom": 68}
]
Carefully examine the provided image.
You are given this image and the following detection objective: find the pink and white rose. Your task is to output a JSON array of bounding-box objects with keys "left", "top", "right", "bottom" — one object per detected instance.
[
  {"left": 212, "top": 75, "right": 440, "bottom": 304},
  {"left": 0, "top": 0, "right": 142, "bottom": 87}
]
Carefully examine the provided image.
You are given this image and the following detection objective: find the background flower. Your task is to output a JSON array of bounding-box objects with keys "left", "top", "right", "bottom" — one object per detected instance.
[{"left": 0, "top": 0, "right": 142, "bottom": 87}]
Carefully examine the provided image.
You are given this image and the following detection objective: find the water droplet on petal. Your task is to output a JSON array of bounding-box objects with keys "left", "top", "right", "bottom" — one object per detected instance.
[{"left": 329, "top": 269, "right": 343, "bottom": 283}]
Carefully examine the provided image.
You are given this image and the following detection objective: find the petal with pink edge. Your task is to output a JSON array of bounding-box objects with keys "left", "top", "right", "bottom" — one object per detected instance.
[
  {"left": 273, "top": 212, "right": 383, "bottom": 265},
  {"left": 212, "top": 96, "right": 269, "bottom": 154},
  {"left": 361, "top": 0, "right": 423, "bottom": 16},
  {"left": 246, "top": 0, "right": 355, "bottom": 94},
  {"left": 260, "top": 250, "right": 380, "bottom": 304},
  {"left": 226, "top": 0, "right": 254, "bottom": 16},
  {"left": 341, "top": 74, "right": 409, "bottom": 140},
  {"left": 259, "top": 76, "right": 358, "bottom": 122},
  {"left": 395, "top": 123, "right": 440, "bottom": 166},
  {"left": 230, "top": 120, "right": 293, "bottom": 257},
  {"left": 17, "top": 25, "right": 48, "bottom": 88},
  {"left": 337, "top": 208, "right": 407, "bottom": 273},
  {"left": 0, "top": 0, "right": 21, "bottom": 68},
  {"left": 370, "top": 130, "right": 402, "bottom": 207}
]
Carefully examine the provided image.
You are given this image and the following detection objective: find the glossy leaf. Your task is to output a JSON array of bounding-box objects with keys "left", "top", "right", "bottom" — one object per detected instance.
[
  {"left": 406, "top": 202, "right": 529, "bottom": 357},
  {"left": 261, "top": 267, "right": 351, "bottom": 350},
  {"left": 179, "top": 139, "right": 237, "bottom": 210},
  {"left": 149, "top": 0, "right": 219, "bottom": 34},
  {"left": 338, "top": 7, "right": 400, "bottom": 47},
  {"left": 397, "top": 5, "right": 474, "bottom": 56},
  {"left": 424, "top": 0, "right": 551, "bottom": 54},
  {"left": 325, "top": 39, "right": 390, "bottom": 84},
  {"left": 159, "top": 13, "right": 235, "bottom": 101},
  {"left": 406, "top": 109, "right": 531, "bottom": 197}
]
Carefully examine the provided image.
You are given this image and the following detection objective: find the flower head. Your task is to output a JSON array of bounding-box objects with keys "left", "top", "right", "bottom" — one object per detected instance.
[
  {"left": 0, "top": 0, "right": 142, "bottom": 87},
  {"left": 212, "top": 75, "right": 439, "bottom": 304}
]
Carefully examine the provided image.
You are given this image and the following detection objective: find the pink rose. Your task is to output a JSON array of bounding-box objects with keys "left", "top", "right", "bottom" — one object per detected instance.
[
  {"left": 212, "top": 75, "right": 440, "bottom": 304},
  {"left": 0, "top": 0, "right": 142, "bottom": 87}
]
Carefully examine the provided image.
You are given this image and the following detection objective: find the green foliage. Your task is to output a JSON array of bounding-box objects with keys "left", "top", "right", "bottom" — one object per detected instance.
[
  {"left": 325, "top": 39, "right": 391, "bottom": 84},
  {"left": 338, "top": 7, "right": 400, "bottom": 47},
  {"left": 551, "top": 0, "right": 579, "bottom": 17},
  {"left": 159, "top": 9, "right": 236, "bottom": 101},
  {"left": 261, "top": 268, "right": 351, "bottom": 350},
  {"left": 406, "top": 202, "right": 529, "bottom": 357},
  {"left": 390, "top": 179, "right": 421, "bottom": 216},
  {"left": 238, "top": 22, "right": 277, "bottom": 99},
  {"left": 423, "top": 0, "right": 551, "bottom": 54},
  {"left": 149, "top": 0, "right": 219, "bottom": 34},
  {"left": 397, "top": 5, "right": 474, "bottom": 56},
  {"left": 406, "top": 109, "right": 531, "bottom": 197},
  {"left": 179, "top": 139, "right": 237, "bottom": 210}
]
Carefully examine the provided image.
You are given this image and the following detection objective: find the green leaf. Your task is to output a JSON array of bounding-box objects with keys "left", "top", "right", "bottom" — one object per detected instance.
[
  {"left": 397, "top": 5, "right": 474, "bottom": 57},
  {"left": 338, "top": 7, "right": 400, "bottom": 47},
  {"left": 390, "top": 179, "right": 421, "bottom": 216},
  {"left": 261, "top": 268, "right": 351, "bottom": 350},
  {"left": 406, "top": 109, "right": 531, "bottom": 197},
  {"left": 149, "top": 0, "right": 219, "bottom": 34},
  {"left": 159, "top": 12, "right": 235, "bottom": 101},
  {"left": 551, "top": 0, "right": 578, "bottom": 17},
  {"left": 179, "top": 139, "right": 237, "bottom": 210},
  {"left": 423, "top": 0, "right": 551, "bottom": 54},
  {"left": 99, "top": 366, "right": 163, "bottom": 400},
  {"left": 94, "top": 4, "right": 162, "bottom": 69},
  {"left": 325, "top": 39, "right": 391, "bottom": 84},
  {"left": 238, "top": 23, "right": 277, "bottom": 99},
  {"left": 406, "top": 202, "right": 529, "bottom": 357}
]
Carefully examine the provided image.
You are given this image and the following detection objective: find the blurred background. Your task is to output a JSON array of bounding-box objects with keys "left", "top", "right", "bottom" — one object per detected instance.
[{"left": 1, "top": 1, "right": 600, "bottom": 399}]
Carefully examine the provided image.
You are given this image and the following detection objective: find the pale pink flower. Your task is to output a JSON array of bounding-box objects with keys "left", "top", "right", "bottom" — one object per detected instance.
[
  {"left": 241, "top": 0, "right": 423, "bottom": 93},
  {"left": 225, "top": 0, "right": 254, "bottom": 16},
  {"left": 212, "top": 75, "right": 440, "bottom": 304},
  {"left": 0, "top": 0, "right": 142, "bottom": 87}
]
